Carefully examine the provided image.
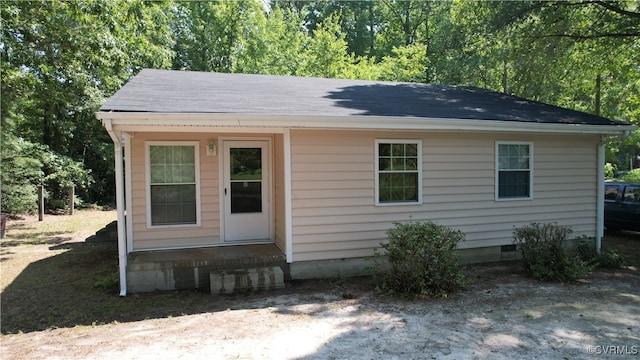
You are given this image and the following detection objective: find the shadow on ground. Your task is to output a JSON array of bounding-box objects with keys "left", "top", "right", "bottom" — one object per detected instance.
[
  {"left": 0, "top": 232, "right": 371, "bottom": 334},
  {"left": 1, "top": 229, "right": 638, "bottom": 337},
  {"left": 1, "top": 229, "right": 72, "bottom": 247}
]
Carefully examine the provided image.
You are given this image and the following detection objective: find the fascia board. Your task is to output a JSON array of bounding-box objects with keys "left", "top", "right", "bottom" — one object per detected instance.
[{"left": 96, "top": 112, "right": 636, "bottom": 136}]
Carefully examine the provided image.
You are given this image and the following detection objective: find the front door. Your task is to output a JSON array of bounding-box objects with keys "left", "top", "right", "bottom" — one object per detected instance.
[{"left": 222, "top": 140, "right": 271, "bottom": 242}]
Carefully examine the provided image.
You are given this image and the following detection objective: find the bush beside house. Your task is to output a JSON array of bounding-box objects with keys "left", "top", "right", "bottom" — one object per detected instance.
[{"left": 371, "top": 221, "right": 466, "bottom": 298}]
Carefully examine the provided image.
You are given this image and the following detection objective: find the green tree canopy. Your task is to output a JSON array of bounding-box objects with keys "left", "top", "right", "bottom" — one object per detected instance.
[
  {"left": 1, "top": 0, "right": 638, "bottom": 213},
  {"left": 1, "top": 0, "right": 174, "bottom": 211}
]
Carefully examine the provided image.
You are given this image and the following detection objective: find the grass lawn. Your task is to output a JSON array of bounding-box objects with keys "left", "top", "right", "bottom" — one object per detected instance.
[
  {"left": 0, "top": 209, "right": 227, "bottom": 334},
  {"left": 1, "top": 210, "right": 638, "bottom": 334}
]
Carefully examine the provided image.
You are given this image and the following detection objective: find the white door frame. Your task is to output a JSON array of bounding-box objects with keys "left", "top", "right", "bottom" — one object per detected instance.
[{"left": 220, "top": 137, "right": 273, "bottom": 243}]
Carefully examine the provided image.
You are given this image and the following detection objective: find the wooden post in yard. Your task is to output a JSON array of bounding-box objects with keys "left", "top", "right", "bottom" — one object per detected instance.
[
  {"left": 38, "top": 185, "right": 44, "bottom": 221},
  {"left": 69, "top": 185, "right": 75, "bottom": 215}
]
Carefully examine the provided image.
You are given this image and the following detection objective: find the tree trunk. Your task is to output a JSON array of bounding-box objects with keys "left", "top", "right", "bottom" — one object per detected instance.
[
  {"left": 595, "top": 73, "right": 601, "bottom": 116},
  {"left": 502, "top": 59, "right": 508, "bottom": 93},
  {"left": 38, "top": 185, "right": 44, "bottom": 221},
  {"left": 69, "top": 185, "right": 75, "bottom": 215}
]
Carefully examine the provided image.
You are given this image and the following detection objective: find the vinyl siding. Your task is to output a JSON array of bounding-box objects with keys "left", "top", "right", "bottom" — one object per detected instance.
[
  {"left": 130, "top": 133, "right": 221, "bottom": 250},
  {"left": 130, "top": 132, "right": 285, "bottom": 252},
  {"left": 289, "top": 130, "right": 599, "bottom": 262}
]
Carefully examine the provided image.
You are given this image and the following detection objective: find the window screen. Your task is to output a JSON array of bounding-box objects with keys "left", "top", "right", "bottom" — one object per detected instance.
[
  {"left": 497, "top": 143, "right": 532, "bottom": 199},
  {"left": 149, "top": 145, "right": 197, "bottom": 226},
  {"left": 376, "top": 141, "right": 421, "bottom": 204}
]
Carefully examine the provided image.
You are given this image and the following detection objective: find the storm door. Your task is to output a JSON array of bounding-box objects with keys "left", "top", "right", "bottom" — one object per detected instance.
[{"left": 222, "top": 140, "right": 271, "bottom": 242}]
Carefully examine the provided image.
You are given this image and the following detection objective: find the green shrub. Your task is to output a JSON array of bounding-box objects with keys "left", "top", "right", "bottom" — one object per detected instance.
[
  {"left": 371, "top": 220, "right": 466, "bottom": 298},
  {"left": 604, "top": 162, "right": 616, "bottom": 179},
  {"left": 597, "top": 248, "right": 626, "bottom": 268},
  {"left": 621, "top": 168, "right": 640, "bottom": 183},
  {"left": 574, "top": 240, "right": 625, "bottom": 269},
  {"left": 573, "top": 239, "right": 599, "bottom": 266},
  {"left": 513, "top": 223, "right": 592, "bottom": 282}
]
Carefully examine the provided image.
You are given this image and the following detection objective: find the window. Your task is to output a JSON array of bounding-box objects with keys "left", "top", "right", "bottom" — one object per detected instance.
[
  {"left": 623, "top": 185, "right": 640, "bottom": 204},
  {"left": 496, "top": 142, "right": 532, "bottom": 200},
  {"left": 604, "top": 184, "right": 620, "bottom": 201},
  {"left": 375, "top": 140, "right": 422, "bottom": 205},
  {"left": 146, "top": 142, "right": 200, "bottom": 227}
]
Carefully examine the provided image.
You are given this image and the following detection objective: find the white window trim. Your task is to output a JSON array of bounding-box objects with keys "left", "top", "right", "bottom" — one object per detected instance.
[
  {"left": 495, "top": 141, "right": 533, "bottom": 201},
  {"left": 375, "top": 139, "right": 423, "bottom": 206},
  {"left": 145, "top": 141, "right": 201, "bottom": 229}
]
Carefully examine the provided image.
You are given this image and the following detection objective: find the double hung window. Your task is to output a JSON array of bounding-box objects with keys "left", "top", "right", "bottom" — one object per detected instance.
[
  {"left": 375, "top": 140, "right": 422, "bottom": 205},
  {"left": 147, "top": 142, "right": 200, "bottom": 227},
  {"left": 496, "top": 142, "right": 532, "bottom": 200}
]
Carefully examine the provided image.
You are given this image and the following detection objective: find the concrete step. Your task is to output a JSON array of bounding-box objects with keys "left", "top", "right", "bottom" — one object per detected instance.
[
  {"left": 126, "top": 244, "right": 287, "bottom": 293},
  {"left": 86, "top": 221, "right": 118, "bottom": 243},
  {"left": 210, "top": 266, "right": 284, "bottom": 295}
]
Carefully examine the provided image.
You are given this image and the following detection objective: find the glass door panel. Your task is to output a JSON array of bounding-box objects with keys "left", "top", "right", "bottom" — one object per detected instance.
[
  {"left": 223, "top": 140, "right": 271, "bottom": 242},
  {"left": 230, "top": 148, "right": 262, "bottom": 214}
]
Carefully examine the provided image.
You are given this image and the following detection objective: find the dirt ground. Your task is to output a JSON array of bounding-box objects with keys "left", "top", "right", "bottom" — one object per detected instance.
[
  {"left": 1, "top": 213, "right": 639, "bottom": 359},
  {"left": 2, "top": 265, "right": 639, "bottom": 359}
]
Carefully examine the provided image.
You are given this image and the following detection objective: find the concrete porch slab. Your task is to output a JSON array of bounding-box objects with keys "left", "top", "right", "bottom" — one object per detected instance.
[{"left": 126, "top": 244, "right": 287, "bottom": 293}]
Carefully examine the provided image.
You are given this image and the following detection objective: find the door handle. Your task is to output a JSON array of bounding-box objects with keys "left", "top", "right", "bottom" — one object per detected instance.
[{"left": 224, "top": 188, "right": 227, "bottom": 196}]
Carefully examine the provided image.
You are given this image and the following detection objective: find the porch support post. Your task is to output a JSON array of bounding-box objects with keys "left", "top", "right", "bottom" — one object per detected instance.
[
  {"left": 124, "top": 133, "right": 134, "bottom": 252},
  {"left": 596, "top": 137, "right": 605, "bottom": 254},
  {"left": 114, "top": 144, "right": 127, "bottom": 295},
  {"left": 104, "top": 119, "right": 128, "bottom": 296},
  {"left": 284, "top": 128, "right": 293, "bottom": 262}
]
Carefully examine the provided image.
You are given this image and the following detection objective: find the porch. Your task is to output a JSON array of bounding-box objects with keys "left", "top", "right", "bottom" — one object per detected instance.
[{"left": 126, "top": 243, "right": 288, "bottom": 293}]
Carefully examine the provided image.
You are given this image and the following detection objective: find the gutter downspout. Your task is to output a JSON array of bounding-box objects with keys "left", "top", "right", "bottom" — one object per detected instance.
[
  {"left": 596, "top": 137, "right": 605, "bottom": 255},
  {"left": 103, "top": 119, "right": 128, "bottom": 296}
]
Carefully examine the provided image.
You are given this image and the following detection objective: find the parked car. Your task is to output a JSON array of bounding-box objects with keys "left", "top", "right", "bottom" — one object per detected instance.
[{"left": 604, "top": 180, "right": 640, "bottom": 232}]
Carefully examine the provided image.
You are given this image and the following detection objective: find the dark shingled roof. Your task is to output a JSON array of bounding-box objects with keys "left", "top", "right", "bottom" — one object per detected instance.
[{"left": 101, "top": 69, "right": 625, "bottom": 126}]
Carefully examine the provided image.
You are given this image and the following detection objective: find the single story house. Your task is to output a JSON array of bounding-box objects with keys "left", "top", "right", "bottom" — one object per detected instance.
[{"left": 96, "top": 69, "right": 635, "bottom": 295}]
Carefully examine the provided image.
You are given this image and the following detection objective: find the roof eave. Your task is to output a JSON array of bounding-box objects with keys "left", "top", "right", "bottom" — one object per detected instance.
[{"left": 95, "top": 111, "right": 636, "bottom": 136}]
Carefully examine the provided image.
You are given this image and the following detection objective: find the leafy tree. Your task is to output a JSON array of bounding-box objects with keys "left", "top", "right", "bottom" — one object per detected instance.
[
  {"left": 621, "top": 168, "right": 640, "bottom": 183},
  {"left": 0, "top": 135, "right": 92, "bottom": 214},
  {"left": 172, "top": 0, "right": 264, "bottom": 72},
  {"left": 0, "top": 136, "right": 43, "bottom": 214},
  {"left": 38, "top": 145, "right": 94, "bottom": 210},
  {"left": 2, "top": 0, "right": 638, "bottom": 215},
  {"left": 341, "top": 55, "right": 383, "bottom": 81},
  {"left": 376, "top": 44, "right": 428, "bottom": 83},
  {"left": 378, "top": 0, "right": 429, "bottom": 48},
  {"left": 1, "top": 0, "right": 174, "bottom": 208},
  {"left": 234, "top": 6, "right": 307, "bottom": 75},
  {"left": 283, "top": 0, "right": 379, "bottom": 58},
  {"left": 448, "top": 1, "right": 639, "bottom": 169},
  {"left": 338, "top": 1, "right": 379, "bottom": 58},
  {"left": 448, "top": 1, "right": 639, "bottom": 117},
  {"left": 298, "top": 14, "right": 352, "bottom": 78}
]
